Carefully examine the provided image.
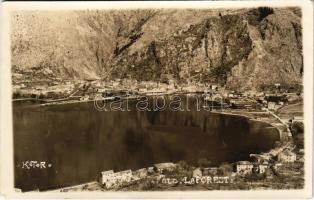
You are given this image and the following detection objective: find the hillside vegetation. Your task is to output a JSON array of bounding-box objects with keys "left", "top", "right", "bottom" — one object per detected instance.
[{"left": 11, "top": 7, "right": 303, "bottom": 91}]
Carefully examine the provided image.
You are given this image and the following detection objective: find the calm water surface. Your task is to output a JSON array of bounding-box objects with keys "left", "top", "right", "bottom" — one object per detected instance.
[{"left": 13, "top": 98, "right": 279, "bottom": 191}]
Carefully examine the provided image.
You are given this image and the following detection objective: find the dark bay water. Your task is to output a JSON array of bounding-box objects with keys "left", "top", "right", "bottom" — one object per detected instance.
[{"left": 13, "top": 98, "right": 279, "bottom": 191}]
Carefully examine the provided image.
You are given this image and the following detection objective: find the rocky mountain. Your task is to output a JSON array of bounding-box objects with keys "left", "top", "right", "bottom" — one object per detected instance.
[{"left": 11, "top": 7, "right": 303, "bottom": 91}]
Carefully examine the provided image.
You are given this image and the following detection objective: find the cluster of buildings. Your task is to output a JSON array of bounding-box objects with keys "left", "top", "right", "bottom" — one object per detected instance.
[
  {"left": 100, "top": 162, "right": 177, "bottom": 189},
  {"left": 235, "top": 147, "right": 298, "bottom": 177},
  {"left": 12, "top": 79, "right": 76, "bottom": 100},
  {"left": 235, "top": 161, "right": 269, "bottom": 175},
  {"left": 191, "top": 167, "right": 221, "bottom": 178},
  {"left": 100, "top": 79, "right": 178, "bottom": 96},
  {"left": 188, "top": 161, "right": 270, "bottom": 179},
  {"left": 99, "top": 147, "right": 300, "bottom": 189},
  {"left": 100, "top": 169, "right": 133, "bottom": 189},
  {"left": 13, "top": 75, "right": 303, "bottom": 111},
  {"left": 186, "top": 145, "right": 300, "bottom": 183},
  {"left": 201, "top": 85, "right": 296, "bottom": 111},
  {"left": 224, "top": 90, "right": 302, "bottom": 112}
]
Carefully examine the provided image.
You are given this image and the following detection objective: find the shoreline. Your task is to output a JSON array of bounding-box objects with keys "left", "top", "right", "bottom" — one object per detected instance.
[{"left": 14, "top": 98, "right": 301, "bottom": 192}]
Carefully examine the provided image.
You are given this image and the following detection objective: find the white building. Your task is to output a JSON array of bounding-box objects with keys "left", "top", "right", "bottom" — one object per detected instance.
[
  {"left": 147, "top": 166, "right": 155, "bottom": 174},
  {"left": 133, "top": 168, "right": 148, "bottom": 180},
  {"left": 202, "top": 167, "right": 219, "bottom": 176},
  {"left": 273, "top": 162, "right": 283, "bottom": 170},
  {"left": 236, "top": 161, "right": 254, "bottom": 174},
  {"left": 267, "top": 102, "right": 276, "bottom": 110},
  {"left": 192, "top": 168, "right": 202, "bottom": 177},
  {"left": 101, "top": 170, "right": 114, "bottom": 185},
  {"left": 101, "top": 169, "right": 133, "bottom": 189},
  {"left": 154, "top": 162, "right": 177, "bottom": 173},
  {"left": 113, "top": 170, "right": 133, "bottom": 183},
  {"left": 258, "top": 162, "right": 269, "bottom": 174}
]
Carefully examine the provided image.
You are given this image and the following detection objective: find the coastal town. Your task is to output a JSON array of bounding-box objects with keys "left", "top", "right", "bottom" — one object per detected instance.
[
  {"left": 10, "top": 6, "right": 306, "bottom": 193},
  {"left": 12, "top": 70, "right": 302, "bottom": 111},
  {"left": 14, "top": 77, "right": 304, "bottom": 191},
  {"left": 58, "top": 133, "right": 304, "bottom": 191},
  {"left": 56, "top": 119, "right": 303, "bottom": 192}
]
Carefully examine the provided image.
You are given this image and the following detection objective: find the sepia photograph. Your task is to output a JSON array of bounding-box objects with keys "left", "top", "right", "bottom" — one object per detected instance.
[{"left": 0, "top": 0, "right": 313, "bottom": 199}]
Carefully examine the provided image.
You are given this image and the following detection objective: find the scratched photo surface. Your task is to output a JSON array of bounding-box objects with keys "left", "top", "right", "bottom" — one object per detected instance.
[{"left": 11, "top": 7, "right": 304, "bottom": 192}]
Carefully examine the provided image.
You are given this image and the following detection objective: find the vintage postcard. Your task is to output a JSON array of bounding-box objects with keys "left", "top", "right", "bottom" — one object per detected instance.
[{"left": 0, "top": 0, "right": 313, "bottom": 199}]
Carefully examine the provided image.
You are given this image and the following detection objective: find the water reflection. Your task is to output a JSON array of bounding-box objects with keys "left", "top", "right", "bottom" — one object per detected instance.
[{"left": 13, "top": 99, "right": 279, "bottom": 191}]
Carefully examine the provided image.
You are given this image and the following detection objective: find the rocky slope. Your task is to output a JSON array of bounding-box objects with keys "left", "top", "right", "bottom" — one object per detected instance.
[{"left": 11, "top": 7, "right": 303, "bottom": 91}]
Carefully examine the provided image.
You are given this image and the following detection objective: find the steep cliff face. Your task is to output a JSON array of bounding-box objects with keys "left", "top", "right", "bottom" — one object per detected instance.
[
  {"left": 227, "top": 8, "right": 303, "bottom": 90},
  {"left": 11, "top": 7, "right": 303, "bottom": 90},
  {"left": 109, "top": 8, "right": 302, "bottom": 90},
  {"left": 111, "top": 14, "right": 253, "bottom": 84}
]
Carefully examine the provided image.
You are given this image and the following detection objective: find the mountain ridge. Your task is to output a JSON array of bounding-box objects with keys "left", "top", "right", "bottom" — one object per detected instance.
[{"left": 11, "top": 7, "right": 303, "bottom": 91}]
